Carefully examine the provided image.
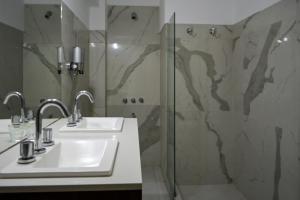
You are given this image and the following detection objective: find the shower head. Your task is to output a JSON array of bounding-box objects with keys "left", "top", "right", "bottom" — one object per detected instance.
[
  {"left": 44, "top": 11, "right": 53, "bottom": 20},
  {"left": 209, "top": 27, "right": 217, "bottom": 37},
  {"left": 131, "top": 12, "right": 138, "bottom": 21}
]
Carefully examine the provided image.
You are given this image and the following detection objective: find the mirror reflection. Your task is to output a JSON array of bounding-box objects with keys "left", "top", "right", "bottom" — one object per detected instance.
[{"left": 0, "top": 0, "right": 102, "bottom": 151}]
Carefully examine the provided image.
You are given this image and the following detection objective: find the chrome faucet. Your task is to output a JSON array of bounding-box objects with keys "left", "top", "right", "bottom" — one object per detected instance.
[
  {"left": 3, "top": 91, "right": 27, "bottom": 123},
  {"left": 68, "top": 90, "right": 94, "bottom": 126},
  {"left": 35, "top": 99, "right": 70, "bottom": 154}
]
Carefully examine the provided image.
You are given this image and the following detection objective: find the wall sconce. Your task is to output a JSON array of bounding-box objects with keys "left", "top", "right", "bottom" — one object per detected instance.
[{"left": 57, "top": 46, "right": 84, "bottom": 75}]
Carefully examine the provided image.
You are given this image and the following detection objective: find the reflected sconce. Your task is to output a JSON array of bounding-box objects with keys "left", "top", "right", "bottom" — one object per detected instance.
[{"left": 57, "top": 46, "right": 84, "bottom": 75}]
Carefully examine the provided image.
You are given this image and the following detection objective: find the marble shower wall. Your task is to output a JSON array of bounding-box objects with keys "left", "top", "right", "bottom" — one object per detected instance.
[
  {"left": 23, "top": 4, "right": 62, "bottom": 114},
  {"left": 106, "top": 6, "right": 161, "bottom": 166},
  {"left": 89, "top": 30, "right": 106, "bottom": 117},
  {"left": 174, "top": 24, "right": 235, "bottom": 185},
  {"left": 232, "top": 0, "right": 300, "bottom": 199},
  {"left": 61, "top": 2, "right": 91, "bottom": 115},
  {"left": 160, "top": 0, "right": 300, "bottom": 199},
  {"left": 0, "top": 21, "right": 23, "bottom": 118},
  {"left": 23, "top": 3, "right": 91, "bottom": 117}
]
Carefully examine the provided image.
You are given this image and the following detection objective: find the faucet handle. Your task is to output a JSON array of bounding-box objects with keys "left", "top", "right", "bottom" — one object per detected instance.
[
  {"left": 18, "top": 140, "right": 36, "bottom": 164},
  {"left": 67, "top": 114, "right": 77, "bottom": 127},
  {"left": 42, "top": 128, "right": 54, "bottom": 147},
  {"left": 27, "top": 110, "right": 34, "bottom": 120}
]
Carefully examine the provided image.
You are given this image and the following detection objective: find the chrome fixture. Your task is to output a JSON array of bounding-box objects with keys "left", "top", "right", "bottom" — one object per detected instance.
[
  {"left": 18, "top": 140, "right": 35, "bottom": 164},
  {"left": 3, "top": 91, "right": 27, "bottom": 123},
  {"left": 35, "top": 99, "right": 70, "bottom": 154},
  {"left": 209, "top": 27, "right": 217, "bottom": 38},
  {"left": 42, "top": 128, "right": 54, "bottom": 147},
  {"left": 44, "top": 11, "right": 53, "bottom": 20},
  {"left": 138, "top": 97, "right": 144, "bottom": 103},
  {"left": 131, "top": 12, "right": 138, "bottom": 21},
  {"left": 131, "top": 113, "right": 137, "bottom": 118},
  {"left": 186, "top": 26, "right": 194, "bottom": 35},
  {"left": 57, "top": 46, "right": 84, "bottom": 75},
  {"left": 123, "top": 98, "right": 128, "bottom": 104},
  {"left": 131, "top": 98, "right": 136, "bottom": 104},
  {"left": 67, "top": 91, "right": 94, "bottom": 126}
]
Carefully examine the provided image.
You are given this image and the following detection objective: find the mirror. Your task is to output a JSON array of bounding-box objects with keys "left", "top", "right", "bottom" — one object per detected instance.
[{"left": 0, "top": 0, "right": 104, "bottom": 152}]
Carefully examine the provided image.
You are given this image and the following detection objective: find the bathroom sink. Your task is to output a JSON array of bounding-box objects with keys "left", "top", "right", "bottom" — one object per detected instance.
[
  {"left": 0, "top": 137, "right": 119, "bottom": 178},
  {"left": 59, "top": 117, "right": 124, "bottom": 133}
]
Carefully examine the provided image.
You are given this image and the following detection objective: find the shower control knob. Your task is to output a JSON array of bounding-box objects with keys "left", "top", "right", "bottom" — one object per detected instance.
[
  {"left": 18, "top": 140, "right": 36, "bottom": 164},
  {"left": 131, "top": 113, "right": 137, "bottom": 118},
  {"left": 123, "top": 98, "right": 128, "bottom": 104},
  {"left": 131, "top": 98, "right": 136, "bottom": 104},
  {"left": 138, "top": 97, "right": 144, "bottom": 103}
]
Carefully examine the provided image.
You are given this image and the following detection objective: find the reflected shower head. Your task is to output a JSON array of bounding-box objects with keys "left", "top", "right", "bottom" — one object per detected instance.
[
  {"left": 131, "top": 12, "right": 138, "bottom": 21},
  {"left": 44, "top": 11, "right": 53, "bottom": 20}
]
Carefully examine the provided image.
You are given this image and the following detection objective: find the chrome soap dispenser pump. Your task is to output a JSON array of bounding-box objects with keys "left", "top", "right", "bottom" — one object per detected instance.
[
  {"left": 57, "top": 46, "right": 84, "bottom": 75},
  {"left": 57, "top": 34, "right": 84, "bottom": 76}
]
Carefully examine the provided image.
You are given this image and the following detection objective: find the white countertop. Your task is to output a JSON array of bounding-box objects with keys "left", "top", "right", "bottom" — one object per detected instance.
[
  {"left": 0, "top": 119, "right": 59, "bottom": 155},
  {"left": 0, "top": 118, "right": 142, "bottom": 193}
]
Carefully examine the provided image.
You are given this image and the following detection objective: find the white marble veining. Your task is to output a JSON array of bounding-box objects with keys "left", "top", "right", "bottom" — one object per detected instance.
[
  {"left": 23, "top": 3, "right": 91, "bottom": 117},
  {"left": 161, "top": 0, "right": 300, "bottom": 200},
  {"left": 23, "top": 4, "right": 61, "bottom": 116},
  {"left": 107, "top": 6, "right": 161, "bottom": 167},
  {"left": 0, "top": 21, "right": 23, "bottom": 119},
  {"left": 89, "top": 30, "right": 106, "bottom": 117},
  {"left": 61, "top": 2, "right": 91, "bottom": 114}
]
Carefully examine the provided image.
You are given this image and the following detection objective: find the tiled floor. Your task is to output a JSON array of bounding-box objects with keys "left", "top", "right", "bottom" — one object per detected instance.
[
  {"left": 142, "top": 166, "right": 170, "bottom": 200},
  {"left": 178, "top": 184, "right": 247, "bottom": 200}
]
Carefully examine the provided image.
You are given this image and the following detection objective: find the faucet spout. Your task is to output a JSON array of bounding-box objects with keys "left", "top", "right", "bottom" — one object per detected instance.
[
  {"left": 73, "top": 90, "right": 95, "bottom": 112},
  {"left": 35, "top": 99, "right": 70, "bottom": 154},
  {"left": 3, "top": 91, "right": 26, "bottom": 123},
  {"left": 72, "top": 90, "right": 94, "bottom": 122}
]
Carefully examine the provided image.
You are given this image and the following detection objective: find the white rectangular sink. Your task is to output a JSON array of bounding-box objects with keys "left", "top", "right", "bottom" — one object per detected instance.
[
  {"left": 0, "top": 119, "right": 10, "bottom": 133},
  {"left": 0, "top": 137, "right": 119, "bottom": 178},
  {"left": 59, "top": 117, "right": 124, "bottom": 133}
]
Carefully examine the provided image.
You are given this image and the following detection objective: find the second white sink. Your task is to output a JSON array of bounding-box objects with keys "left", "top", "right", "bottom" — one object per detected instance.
[{"left": 59, "top": 117, "right": 124, "bottom": 133}]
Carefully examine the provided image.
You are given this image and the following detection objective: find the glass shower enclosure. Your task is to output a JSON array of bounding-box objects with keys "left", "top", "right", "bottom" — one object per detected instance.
[
  {"left": 165, "top": 0, "right": 300, "bottom": 200},
  {"left": 161, "top": 13, "right": 176, "bottom": 199}
]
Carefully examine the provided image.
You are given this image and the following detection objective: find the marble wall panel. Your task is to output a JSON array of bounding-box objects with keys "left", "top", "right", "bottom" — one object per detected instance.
[
  {"left": 89, "top": 30, "right": 106, "bottom": 117},
  {"left": 24, "top": 4, "right": 61, "bottom": 44},
  {"left": 61, "top": 2, "right": 91, "bottom": 116},
  {"left": 161, "top": 0, "right": 300, "bottom": 199},
  {"left": 23, "top": 4, "right": 61, "bottom": 116},
  {"left": 0, "top": 22, "right": 23, "bottom": 118},
  {"left": 107, "top": 6, "right": 161, "bottom": 166},
  {"left": 232, "top": 0, "right": 300, "bottom": 199},
  {"left": 173, "top": 24, "right": 236, "bottom": 185},
  {"left": 24, "top": 3, "right": 91, "bottom": 117}
]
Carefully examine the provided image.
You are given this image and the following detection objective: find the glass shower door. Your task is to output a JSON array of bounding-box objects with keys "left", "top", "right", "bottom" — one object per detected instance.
[{"left": 166, "top": 13, "right": 176, "bottom": 200}]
